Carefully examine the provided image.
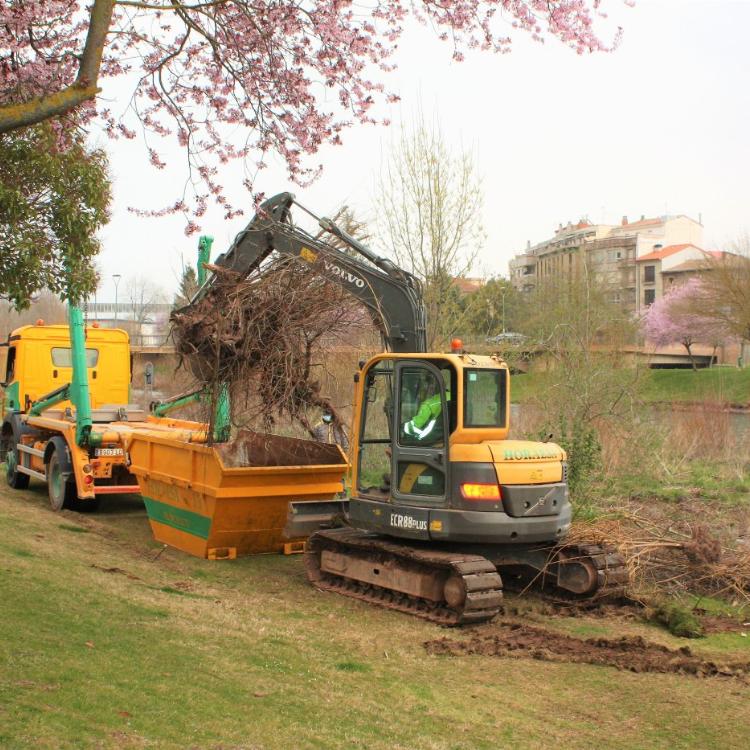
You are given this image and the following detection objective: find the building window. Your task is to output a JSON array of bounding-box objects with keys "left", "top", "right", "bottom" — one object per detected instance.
[
  {"left": 644, "top": 265, "right": 655, "bottom": 283},
  {"left": 644, "top": 289, "right": 656, "bottom": 306}
]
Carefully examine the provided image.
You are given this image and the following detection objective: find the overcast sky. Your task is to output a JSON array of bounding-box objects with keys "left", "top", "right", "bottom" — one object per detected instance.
[{"left": 94, "top": 0, "right": 750, "bottom": 301}]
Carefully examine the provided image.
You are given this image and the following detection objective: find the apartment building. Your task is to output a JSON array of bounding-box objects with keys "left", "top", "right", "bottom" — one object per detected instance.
[
  {"left": 633, "top": 243, "right": 715, "bottom": 313},
  {"left": 509, "top": 214, "right": 705, "bottom": 313}
]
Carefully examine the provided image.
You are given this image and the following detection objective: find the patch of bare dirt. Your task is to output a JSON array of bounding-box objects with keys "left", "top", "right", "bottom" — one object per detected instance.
[
  {"left": 90, "top": 564, "right": 142, "bottom": 581},
  {"left": 424, "top": 620, "right": 750, "bottom": 680},
  {"left": 698, "top": 614, "right": 750, "bottom": 635}
]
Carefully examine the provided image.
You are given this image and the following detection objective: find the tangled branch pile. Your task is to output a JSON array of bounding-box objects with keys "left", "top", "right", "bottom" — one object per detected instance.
[
  {"left": 171, "top": 259, "right": 364, "bottom": 440},
  {"left": 562, "top": 516, "right": 750, "bottom": 605}
]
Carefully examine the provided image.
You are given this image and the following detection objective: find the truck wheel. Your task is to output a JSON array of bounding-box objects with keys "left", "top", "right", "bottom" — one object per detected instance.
[
  {"left": 47, "top": 451, "right": 76, "bottom": 511},
  {"left": 4, "top": 432, "right": 30, "bottom": 490}
]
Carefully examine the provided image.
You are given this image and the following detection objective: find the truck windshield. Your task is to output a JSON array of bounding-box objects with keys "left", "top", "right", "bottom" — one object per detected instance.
[
  {"left": 51, "top": 347, "right": 99, "bottom": 368},
  {"left": 464, "top": 369, "right": 507, "bottom": 428}
]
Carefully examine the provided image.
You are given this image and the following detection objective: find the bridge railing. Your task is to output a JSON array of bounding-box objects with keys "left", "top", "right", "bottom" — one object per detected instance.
[{"left": 130, "top": 334, "right": 173, "bottom": 347}]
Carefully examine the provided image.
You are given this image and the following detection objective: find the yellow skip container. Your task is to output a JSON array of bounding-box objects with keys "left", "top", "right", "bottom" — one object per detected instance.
[{"left": 127, "top": 429, "right": 348, "bottom": 559}]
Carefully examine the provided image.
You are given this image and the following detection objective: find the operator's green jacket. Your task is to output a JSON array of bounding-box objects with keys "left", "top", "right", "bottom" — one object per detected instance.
[{"left": 402, "top": 390, "right": 450, "bottom": 441}]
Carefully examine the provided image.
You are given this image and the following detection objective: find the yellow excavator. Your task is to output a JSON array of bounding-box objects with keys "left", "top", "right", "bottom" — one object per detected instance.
[{"left": 200, "top": 193, "right": 629, "bottom": 625}]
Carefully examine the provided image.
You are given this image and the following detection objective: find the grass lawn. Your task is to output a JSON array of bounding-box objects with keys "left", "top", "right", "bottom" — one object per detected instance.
[
  {"left": 511, "top": 367, "right": 750, "bottom": 406},
  {"left": 1, "top": 481, "right": 749, "bottom": 749}
]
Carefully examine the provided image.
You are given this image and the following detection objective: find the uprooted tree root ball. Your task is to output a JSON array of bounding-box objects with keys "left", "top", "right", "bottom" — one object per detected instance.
[{"left": 171, "top": 260, "right": 365, "bottom": 441}]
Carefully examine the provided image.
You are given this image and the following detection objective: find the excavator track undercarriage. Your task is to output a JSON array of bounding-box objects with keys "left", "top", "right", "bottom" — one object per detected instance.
[
  {"left": 305, "top": 528, "right": 629, "bottom": 626},
  {"left": 305, "top": 528, "right": 504, "bottom": 626},
  {"left": 487, "top": 542, "right": 630, "bottom": 603}
]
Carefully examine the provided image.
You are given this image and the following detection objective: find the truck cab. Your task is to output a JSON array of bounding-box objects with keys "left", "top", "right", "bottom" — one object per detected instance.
[
  {"left": 1, "top": 322, "right": 131, "bottom": 419},
  {"left": 0, "top": 320, "right": 148, "bottom": 510}
]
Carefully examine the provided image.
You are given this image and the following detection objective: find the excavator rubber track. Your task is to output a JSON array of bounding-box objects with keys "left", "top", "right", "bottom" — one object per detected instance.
[
  {"left": 551, "top": 542, "right": 630, "bottom": 601},
  {"left": 305, "top": 528, "right": 504, "bottom": 626},
  {"left": 493, "top": 542, "right": 630, "bottom": 603}
]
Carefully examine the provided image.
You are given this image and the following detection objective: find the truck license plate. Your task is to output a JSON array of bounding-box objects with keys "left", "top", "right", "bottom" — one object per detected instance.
[{"left": 95, "top": 448, "right": 123, "bottom": 457}]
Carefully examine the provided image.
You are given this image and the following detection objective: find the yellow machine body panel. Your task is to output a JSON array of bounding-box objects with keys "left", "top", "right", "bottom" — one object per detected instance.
[
  {"left": 350, "top": 352, "right": 517, "bottom": 490},
  {"left": 2, "top": 323, "right": 131, "bottom": 414}
]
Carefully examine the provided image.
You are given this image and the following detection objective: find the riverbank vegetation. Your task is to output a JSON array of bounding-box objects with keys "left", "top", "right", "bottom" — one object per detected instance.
[
  {"left": 512, "top": 367, "right": 750, "bottom": 407},
  {"left": 501, "top": 274, "right": 750, "bottom": 614}
]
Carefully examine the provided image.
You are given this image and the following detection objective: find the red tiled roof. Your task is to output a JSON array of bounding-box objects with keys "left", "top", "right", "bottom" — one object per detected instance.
[
  {"left": 664, "top": 260, "right": 706, "bottom": 273},
  {"left": 452, "top": 277, "right": 485, "bottom": 294},
  {"left": 615, "top": 218, "right": 663, "bottom": 230},
  {"left": 636, "top": 243, "right": 699, "bottom": 262}
]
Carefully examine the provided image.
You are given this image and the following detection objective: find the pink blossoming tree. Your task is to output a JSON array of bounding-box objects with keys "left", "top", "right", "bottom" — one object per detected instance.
[
  {"left": 0, "top": 0, "right": 623, "bottom": 229},
  {"left": 642, "top": 278, "right": 729, "bottom": 371}
]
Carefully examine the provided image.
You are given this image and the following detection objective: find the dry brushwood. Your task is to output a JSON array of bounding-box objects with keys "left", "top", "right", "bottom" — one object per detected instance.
[
  {"left": 171, "top": 258, "right": 365, "bottom": 441},
  {"left": 560, "top": 516, "right": 750, "bottom": 605}
]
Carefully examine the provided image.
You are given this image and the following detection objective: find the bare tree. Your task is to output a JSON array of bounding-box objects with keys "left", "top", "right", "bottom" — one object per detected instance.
[
  {"left": 0, "top": 292, "right": 67, "bottom": 336},
  {"left": 123, "top": 277, "right": 168, "bottom": 346},
  {"left": 374, "top": 113, "right": 485, "bottom": 348},
  {"left": 693, "top": 235, "right": 750, "bottom": 348}
]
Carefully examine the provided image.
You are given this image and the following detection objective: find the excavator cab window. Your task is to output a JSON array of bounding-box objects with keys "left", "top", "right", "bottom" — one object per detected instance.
[
  {"left": 464, "top": 368, "right": 507, "bottom": 428},
  {"left": 398, "top": 368, "right": 446, "bottom": 447},
  {"left": 357, "top": 362, "right": 394, "bottom": 495}
]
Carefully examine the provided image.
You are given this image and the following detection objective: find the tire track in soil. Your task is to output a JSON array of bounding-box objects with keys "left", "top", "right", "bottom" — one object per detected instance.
[{"left": 424, "top": 620, "right": 750, "bottom": 680}]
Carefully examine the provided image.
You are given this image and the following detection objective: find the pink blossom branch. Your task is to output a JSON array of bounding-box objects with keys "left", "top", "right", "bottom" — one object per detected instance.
[{"left": 0, "top": 0, "right": 115, "bottom": 134}]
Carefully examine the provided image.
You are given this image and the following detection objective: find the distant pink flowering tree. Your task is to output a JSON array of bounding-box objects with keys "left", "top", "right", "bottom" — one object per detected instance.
[
  {"left": 0, "top": 0, "right": 623, "bottom": 230},
  {"left": 642, "top": 278, "right": 729, "bottom": 371}
]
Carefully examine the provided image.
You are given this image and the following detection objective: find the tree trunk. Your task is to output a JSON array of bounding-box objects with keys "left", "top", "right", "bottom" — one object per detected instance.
[{"left": 684, "top": 342, "right": 698, "bottom": 371}]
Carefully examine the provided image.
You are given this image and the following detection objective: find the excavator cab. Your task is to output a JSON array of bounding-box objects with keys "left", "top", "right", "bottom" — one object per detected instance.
[
  {"left": 357, "top": 358, "right": 453, "bottom": 499},
  {"left": 350, "top": 352, "right": 532, "bottom": 542}
]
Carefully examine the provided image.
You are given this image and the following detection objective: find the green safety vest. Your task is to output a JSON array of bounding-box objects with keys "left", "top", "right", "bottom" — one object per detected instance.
[{"left": 403, "top": 390, "right": 450, "bottom": 441}]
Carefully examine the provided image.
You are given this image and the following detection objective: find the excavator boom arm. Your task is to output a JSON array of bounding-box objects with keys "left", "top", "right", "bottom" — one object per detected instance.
[{"left": 189, "top": 193, "right": 427, "bottom": 353}]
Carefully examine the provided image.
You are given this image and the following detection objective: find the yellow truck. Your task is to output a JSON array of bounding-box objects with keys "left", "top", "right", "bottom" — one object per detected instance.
[{"left": 0, "top": 312, "right": 203, "bottom": 511}]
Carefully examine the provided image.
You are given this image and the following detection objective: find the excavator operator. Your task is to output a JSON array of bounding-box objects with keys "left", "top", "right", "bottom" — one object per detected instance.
[{"left": 402, "top": 380, "right": 451, "bottom": 445}]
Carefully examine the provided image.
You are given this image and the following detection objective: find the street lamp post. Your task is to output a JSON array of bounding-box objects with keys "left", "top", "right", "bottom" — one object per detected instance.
[{"left": 112, "top": 274, "right": 122, "bottom": 324}]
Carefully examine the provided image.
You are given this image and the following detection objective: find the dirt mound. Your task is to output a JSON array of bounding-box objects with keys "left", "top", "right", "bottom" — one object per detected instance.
[
  {"left": 216, "top": 429, "right": 345, "bottom": 468},
  {"left": 424, "top": 620, "right": 750, "bottom": 680}
]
